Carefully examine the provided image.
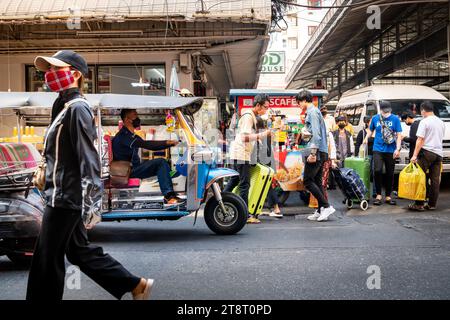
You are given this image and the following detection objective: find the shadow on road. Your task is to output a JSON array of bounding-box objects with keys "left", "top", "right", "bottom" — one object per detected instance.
[{"left": 87, "top": 223, "right": 246, "bottom": 244}]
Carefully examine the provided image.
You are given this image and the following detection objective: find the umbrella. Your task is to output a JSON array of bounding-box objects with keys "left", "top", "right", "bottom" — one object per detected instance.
[{"left": 169, "top": 63, "right": 180, "bottom": 97}]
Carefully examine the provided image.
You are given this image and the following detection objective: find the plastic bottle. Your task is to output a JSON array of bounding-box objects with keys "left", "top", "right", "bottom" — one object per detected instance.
[{"left": 166, "top": 111, "right": 175, "bottom": 132}]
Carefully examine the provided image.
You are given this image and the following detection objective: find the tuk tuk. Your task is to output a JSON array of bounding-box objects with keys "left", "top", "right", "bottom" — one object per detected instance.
[{"left": 0, "top": 92, "right": 247, "bottom": 266}]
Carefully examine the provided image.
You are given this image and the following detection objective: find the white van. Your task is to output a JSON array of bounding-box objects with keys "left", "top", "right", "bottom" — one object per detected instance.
[{"left": 334, "top": 85, "right": 450, "bottom": 173}]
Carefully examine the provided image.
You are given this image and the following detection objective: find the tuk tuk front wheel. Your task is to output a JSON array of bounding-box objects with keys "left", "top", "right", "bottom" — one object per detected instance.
[{"left": 204, "top": 192, "right": 247, "bottom": 235}]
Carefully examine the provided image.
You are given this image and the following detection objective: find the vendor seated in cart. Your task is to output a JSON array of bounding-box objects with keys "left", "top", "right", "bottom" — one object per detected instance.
[{"left": 112, "top": 109, "right": 182, "bottom": 205}]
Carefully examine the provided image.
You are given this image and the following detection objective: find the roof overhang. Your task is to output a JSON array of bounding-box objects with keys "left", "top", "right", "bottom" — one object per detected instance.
[{"left": 285, "top": 1, "right": 447, "bottom": 90}]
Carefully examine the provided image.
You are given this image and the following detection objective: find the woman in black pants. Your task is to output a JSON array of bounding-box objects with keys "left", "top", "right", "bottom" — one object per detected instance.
[
  {"left": 255, "top": 116, "right": 283, "bottom": 218},
  {"left": 27, "top": 50, "right": 152, "bottom": 300}
]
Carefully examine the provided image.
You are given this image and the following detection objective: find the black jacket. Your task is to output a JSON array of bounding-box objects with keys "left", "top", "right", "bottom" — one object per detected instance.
[
  {"left": 403, "top": 120, "right": 421, "bottom": 159},
  {"left": 43, "top": 88, "right": 102, "bottom": 217},
  {"left": 355, "top": 127, "right": 374, "bottom": 157}
]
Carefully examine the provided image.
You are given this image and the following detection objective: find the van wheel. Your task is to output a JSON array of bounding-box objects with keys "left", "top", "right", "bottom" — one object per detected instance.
[{"left": 204, "top": 192, "right": 247, "bottom": 235}]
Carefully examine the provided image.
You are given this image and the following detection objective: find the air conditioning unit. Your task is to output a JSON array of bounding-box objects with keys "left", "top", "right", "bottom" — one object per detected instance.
[{"left": 179, "top": 53, "right": 191, "bottom": 70}]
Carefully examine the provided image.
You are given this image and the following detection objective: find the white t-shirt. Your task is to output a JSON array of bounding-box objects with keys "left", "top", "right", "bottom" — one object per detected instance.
[
  {"left": 416, "top": 115, "right": 445, "bottom": 157},
  {"left": 229, "top": 110, "right": 257, "bottom": 161}
]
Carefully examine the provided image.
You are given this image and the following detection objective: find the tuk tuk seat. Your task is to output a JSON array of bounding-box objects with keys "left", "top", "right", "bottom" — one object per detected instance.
[{"left": 103, "top": 135, "right": 140, "bottom": 188}]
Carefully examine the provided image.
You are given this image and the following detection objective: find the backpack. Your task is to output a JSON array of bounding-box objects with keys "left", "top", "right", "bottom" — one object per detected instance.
[{"left": 379, "top": 115, "right": 396, "bottom": 145}]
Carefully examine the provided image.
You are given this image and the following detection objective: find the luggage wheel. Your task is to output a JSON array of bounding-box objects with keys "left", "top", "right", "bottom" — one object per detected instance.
[
  {"left": 360, "top": 200, "right": 369, "bottom": 211},
  {"left": 345, "top": 199, "right": 353, "bottom": 209}
]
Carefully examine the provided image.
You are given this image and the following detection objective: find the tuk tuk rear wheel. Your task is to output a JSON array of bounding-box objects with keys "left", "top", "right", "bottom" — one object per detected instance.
[{"left": 204, "top": 192, "right": 247, "bottom": 235}]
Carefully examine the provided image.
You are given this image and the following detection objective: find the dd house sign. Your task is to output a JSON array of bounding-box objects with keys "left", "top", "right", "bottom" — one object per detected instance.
[{"left": 261, "top": 51, "right": 285, "bottom": 74}]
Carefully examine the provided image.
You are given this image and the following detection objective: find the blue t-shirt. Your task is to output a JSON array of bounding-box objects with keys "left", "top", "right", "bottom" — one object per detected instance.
[{"left": 370, "top": 114, "right": 402, "bottom": 153}]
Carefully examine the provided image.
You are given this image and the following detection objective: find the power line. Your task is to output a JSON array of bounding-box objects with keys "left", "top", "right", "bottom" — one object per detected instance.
[{"left": 279, "top": 0, "right": 448, "bottom": 9}]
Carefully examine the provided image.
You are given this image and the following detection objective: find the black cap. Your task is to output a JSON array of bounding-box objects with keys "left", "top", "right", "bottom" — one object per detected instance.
[
  {"left": 34, "top": 50, "right": 89, "bottom": 77},
  {"left": 336, "top": 115, "right": 346, "bottom": 122},
  {"left": 404, "top": 110, "right": 415, "bottom": 119},
  {"left": 379, "top": 100, "right": 392, "bottom": 112}
]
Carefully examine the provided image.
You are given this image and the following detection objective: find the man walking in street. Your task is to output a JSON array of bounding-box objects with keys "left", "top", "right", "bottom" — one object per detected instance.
[
  {"left": 296, "top": 90, "right": 335, "bottom": 222},
  {"left": 409, "top": 101, "right": 445, "bottom": 211},
  {"left": 224, "top": 94, "right": 271, "bottom": 224},
  {"left": 364, "top": 100, "right": 403, "bottom": 206}
]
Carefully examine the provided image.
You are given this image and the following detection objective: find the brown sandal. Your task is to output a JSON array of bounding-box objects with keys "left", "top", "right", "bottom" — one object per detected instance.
[{"left": 408, "top": 203, "right": 424, "bottom": 211}]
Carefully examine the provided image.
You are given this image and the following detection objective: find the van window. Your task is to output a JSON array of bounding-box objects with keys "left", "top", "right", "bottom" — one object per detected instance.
[
  {"left": 350, "top": 105, "right": 363, "bottom": 126},
  {"left": 366, "top": 101, "right": 377, "bottom": 117},
  {"left": 386, "top": 99, "right": 450, "bottom": 119}
]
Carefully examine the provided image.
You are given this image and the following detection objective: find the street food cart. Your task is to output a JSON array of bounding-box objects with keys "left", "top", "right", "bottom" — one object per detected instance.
[{"left": 229, "top": 89, "right": 328, "bottom": 204}]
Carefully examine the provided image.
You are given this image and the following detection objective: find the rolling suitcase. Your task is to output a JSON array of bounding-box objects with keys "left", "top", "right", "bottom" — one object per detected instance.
[
  {"left": 233, "top": 163, "right": 274, "bottom": 216},
  {"left": 332, "top": 167, "right": 369, "bottom": 211},
  {"left": 344, "top": 156, "right": 371, "bottom": 198}
]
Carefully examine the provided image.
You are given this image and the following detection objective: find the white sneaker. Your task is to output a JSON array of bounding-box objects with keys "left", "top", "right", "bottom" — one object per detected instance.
[
  {"left": 269, "top": 211, "right": 283, "bottom": 218},
  {"left": 307, "top": 209, "right": 321, "bottom": 221},
  {"left": 317, "top": 206, "right": 336, "bottom": 222}
]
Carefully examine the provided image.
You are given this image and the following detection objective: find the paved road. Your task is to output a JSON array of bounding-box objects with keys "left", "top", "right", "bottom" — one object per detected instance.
[{"left": 1, "top": 187, "right": 450, "bottom": 300}]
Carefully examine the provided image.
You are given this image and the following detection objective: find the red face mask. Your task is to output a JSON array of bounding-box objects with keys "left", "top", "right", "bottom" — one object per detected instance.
[{"left": 44, "top": 69, "right": 75, "bottom": 92}]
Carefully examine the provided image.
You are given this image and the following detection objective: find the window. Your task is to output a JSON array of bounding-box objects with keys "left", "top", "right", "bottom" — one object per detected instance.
[
  {"left": 308, "top": 26, "right": 318, "bottom": 36},
  {"left": 26, "top": 66, "right": 95, "bottom": 93},
  {"left": 308, "top": 0, "right": 322, "bottom": 9},
  {"left": 365, "top": 101, "right": 377, "bottom": 117},
  {"left": 288, "top": 37, "right": 298, "bottom": 49},
  {"left": 287, "top": 14, "right": 298, "bottom": 26},
  {"left": 351, "top": 105, "right": 364, "bottom": 126},
  {"left": 282, "top": 39, "right": 287, "bottom": 48},
  {"left": 27, "top": 64, "right": 166, "bottom": 95}
]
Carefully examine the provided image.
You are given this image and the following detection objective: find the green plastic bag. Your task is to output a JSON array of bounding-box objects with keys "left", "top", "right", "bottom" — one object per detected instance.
[{"left": 398, "top": 163, "right": 426, "bottom": 201}]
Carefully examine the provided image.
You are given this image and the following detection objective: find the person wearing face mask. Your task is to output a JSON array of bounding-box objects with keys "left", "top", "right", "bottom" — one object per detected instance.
[
  {"left": 224, "top": 93, "right": 272, "bottom": 224},
  {"left": 355, "top": 116, "right": 376, "bottom": 198},
  {"left": 296, "top": 90, "right": 335, "bottom": 222},
  {"left": 363, "top": 100, "right": 403, "bottom": 206},
  {"left": 332, "top": 116, "right": 355, "bottom": 167},
  {"left": 27, "top": 50, "right": 153, "bottom": 300},
  {"left": 112, "top": 109, "right": 180, "bottom": 205}
]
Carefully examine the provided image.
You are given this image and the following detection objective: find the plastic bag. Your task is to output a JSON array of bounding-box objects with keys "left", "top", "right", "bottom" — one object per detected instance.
[{"left": 398, "top": 163, "right": 426, "bottom": 201}]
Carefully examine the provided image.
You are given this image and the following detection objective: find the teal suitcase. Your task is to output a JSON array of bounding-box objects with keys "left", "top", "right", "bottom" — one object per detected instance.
[
  {"left": 233, "top": 163, "right": 274, "bottom": 216},
  {"left": 344, "top": 157, "right": 371, "bottom": 199}
]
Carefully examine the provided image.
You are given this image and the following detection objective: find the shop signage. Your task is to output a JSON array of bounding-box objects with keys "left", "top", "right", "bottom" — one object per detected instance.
[{"left": 261, "top": 51, "right": 285, "bottom": 74}]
